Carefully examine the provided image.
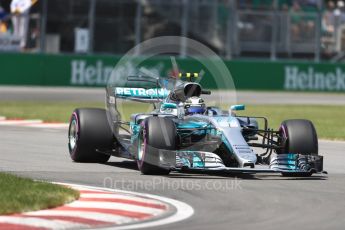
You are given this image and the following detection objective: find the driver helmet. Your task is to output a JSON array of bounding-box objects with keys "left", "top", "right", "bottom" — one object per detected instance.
[{"left": 184, "top": 97, "right": 206, "bottom": 115}]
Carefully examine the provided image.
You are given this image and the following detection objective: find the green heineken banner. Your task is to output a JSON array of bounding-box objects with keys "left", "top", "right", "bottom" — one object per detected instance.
[{"left": 1, "top": 52, "right": 345, "bottom": 91}]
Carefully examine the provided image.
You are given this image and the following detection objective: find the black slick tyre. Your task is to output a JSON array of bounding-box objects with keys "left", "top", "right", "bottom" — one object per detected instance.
[
  {"left": 68, "top": 108, "right": 113, "bottom": 163},
  {"left": 137, "top": 117, "right": 177, "bottom": 175},
  {"left": 278, "top": 119, "right": 318, "bottom": 177}
]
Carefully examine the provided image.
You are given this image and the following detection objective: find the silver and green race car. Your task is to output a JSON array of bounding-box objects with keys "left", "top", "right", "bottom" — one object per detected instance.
[{"left": 68, "top": 74, "right": 324, "bottom": 176}]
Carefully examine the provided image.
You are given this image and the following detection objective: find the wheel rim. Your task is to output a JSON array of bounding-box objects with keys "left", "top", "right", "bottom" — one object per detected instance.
[
  {"left": 138, "top": 131, "right": 145, "bottom": 160},
  {"left": 68, "top": 118, "right": 78, "bottom": 152},
  {"left": 137, "top": 129, "right": 147, "bottom": 169},
  {"left": 279, "top": 124, "right": 288, "bottom": 154}
]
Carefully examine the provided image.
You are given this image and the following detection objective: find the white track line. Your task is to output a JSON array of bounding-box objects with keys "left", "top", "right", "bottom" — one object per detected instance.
[
  {"left": 24, "top": 123, "right": 69, "bottom": 128},
  {"left": 80, "top": 193, "right": 167, "bottom": 205},
  {"left": 66, "top": 201, "right": 163, "bottom": 215},
  {"left": 24, "top": 210, "right": 135, "bottom": 224},
  {"left": 59, "top": 183, "right": 194, "bottom": 230},
  {"left": 0, "top": 182, "right": 193, "bottom": 230},
  {"left": 0, "top": 119, "right": 42, "bottom": 125},
  {"left": 0, "top": 216, "right": 88, "bottom": 229},
  {"left": 320, "top": 139, "right": 345, "bottom": 144},
  {"left": 0, "top": 179, "right": 193, "bottom": 230},
  {"left": 0, "top": 116, "right": 68, "bottom": 129}
]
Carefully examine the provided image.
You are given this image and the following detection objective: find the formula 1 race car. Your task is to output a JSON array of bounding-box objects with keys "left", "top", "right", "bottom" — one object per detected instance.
[{"left": 68, "top": 73, "right": 324, "bottom": 176}]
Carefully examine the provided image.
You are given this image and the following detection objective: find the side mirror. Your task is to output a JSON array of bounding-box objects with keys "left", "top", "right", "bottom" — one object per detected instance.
[
  {"left": 230, "top": 104, "right": 245, "bottom": 116},
  {"left": 230, "top": 105, "right": 245, "bottom": 111},
  {"left": 162, "top": 103, "right": 177, "bottom": 109}
]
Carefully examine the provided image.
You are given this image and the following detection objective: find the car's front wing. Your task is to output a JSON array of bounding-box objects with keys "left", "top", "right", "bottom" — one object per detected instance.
[{"left": 159, "top": 150, "right": 325, "bottom": 175}]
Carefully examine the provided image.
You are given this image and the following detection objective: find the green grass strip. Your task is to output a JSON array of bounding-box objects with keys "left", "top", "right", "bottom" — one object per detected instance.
[
  {"left": 0, "top": 172, "right": 79, "bottom": 215},
  {"left": 235, "top": 104, "right": 345, "bottom": 141},
  {"left": 0, "top": 101, "right": 344, "bottom": 140}
]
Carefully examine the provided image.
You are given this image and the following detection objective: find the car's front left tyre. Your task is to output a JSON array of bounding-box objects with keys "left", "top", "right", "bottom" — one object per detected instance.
[
  {"left": 68, "top": 108, "right": 113, "bottom": 163},
  {"left": 136, "top": 117, "right": 177, "bottom": 175}
]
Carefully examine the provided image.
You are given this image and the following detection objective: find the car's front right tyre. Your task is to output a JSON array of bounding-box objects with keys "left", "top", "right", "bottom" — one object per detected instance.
[{"left": 278, "top": 119, "right": 318, "bottom": 177}]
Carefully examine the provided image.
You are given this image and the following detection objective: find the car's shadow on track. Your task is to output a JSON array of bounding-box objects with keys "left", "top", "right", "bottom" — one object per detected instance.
[
  {"left": 168, "top": 172, "right": 327, "bottom": 180},
  {"left": 103, "top": 160, "right": 139, "bottom": 170},
  {"left": 102, "top": 160, "right": 327, "bottom": 181}
]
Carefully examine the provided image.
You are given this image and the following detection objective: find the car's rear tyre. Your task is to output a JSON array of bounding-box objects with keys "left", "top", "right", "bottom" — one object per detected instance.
[
  {"left": 68, "top": 108, "right": 113, "bottom": 163},
  {"left": 137, "top": 117, "right": 176, "bottom": 175},
  {"left": 278, "top": 119, "right": 318, "bottom": 177}
]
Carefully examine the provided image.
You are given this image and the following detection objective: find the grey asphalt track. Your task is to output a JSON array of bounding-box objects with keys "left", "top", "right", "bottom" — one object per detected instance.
[
  {"left": 1, "top": 86, "right": 345, "bottom": 104},
  {"left": 1, "top": 125, "right": 344, "bottom": 230}
]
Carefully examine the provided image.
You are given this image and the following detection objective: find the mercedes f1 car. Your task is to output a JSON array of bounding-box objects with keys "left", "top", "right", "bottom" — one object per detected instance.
[{"left": 68, "top": 73, "right": 324, "bottom": 176}]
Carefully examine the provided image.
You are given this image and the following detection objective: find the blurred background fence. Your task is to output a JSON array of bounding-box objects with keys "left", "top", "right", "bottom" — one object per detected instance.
[{"left": 2, "top": 0, "right": 345, "bottom": 62}]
